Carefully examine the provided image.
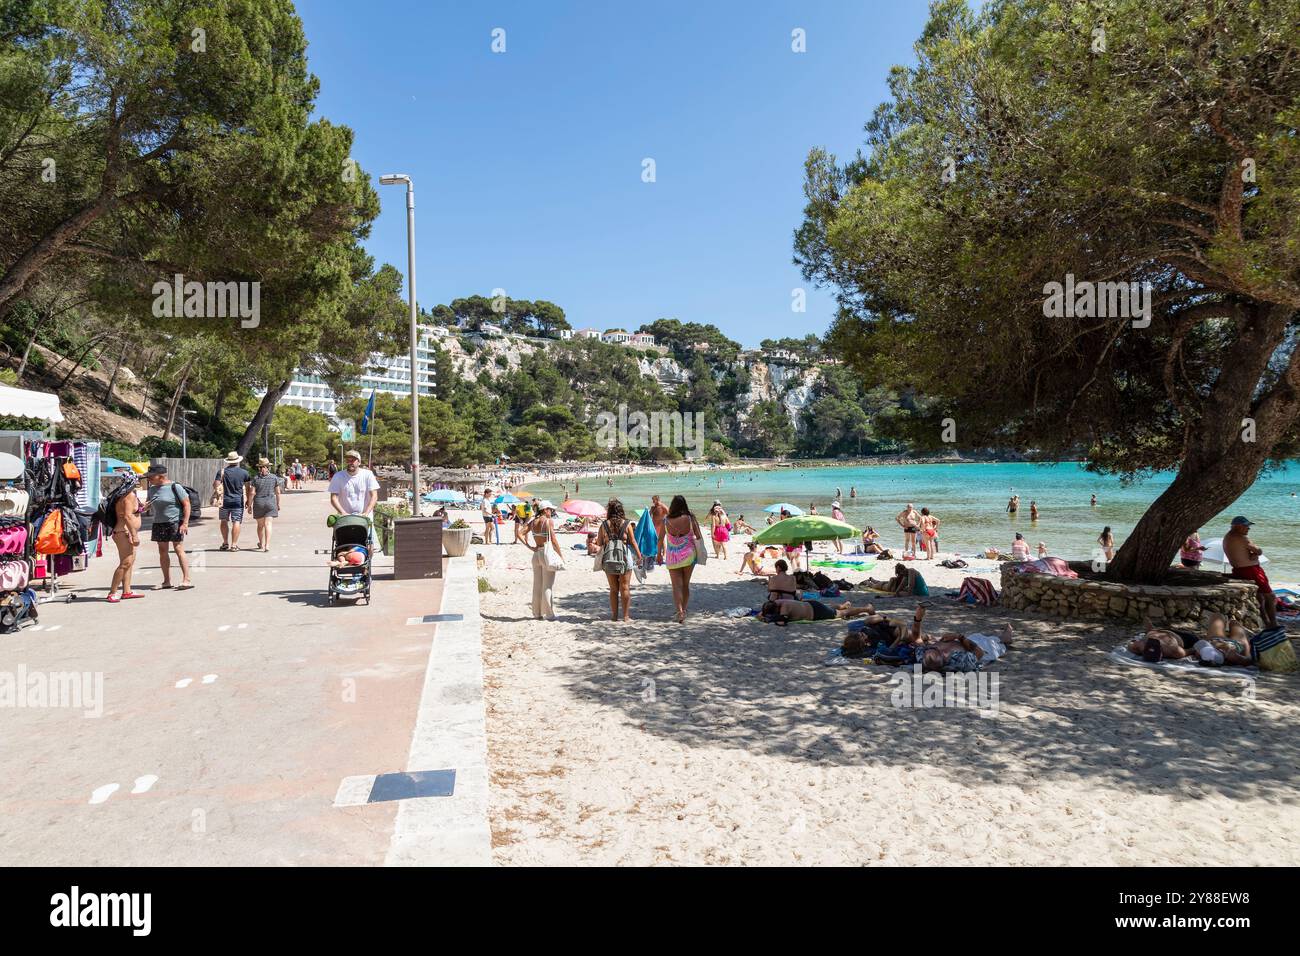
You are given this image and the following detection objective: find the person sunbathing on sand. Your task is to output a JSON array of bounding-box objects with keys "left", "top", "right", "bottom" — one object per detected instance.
[
  {"left": 1128, "top": 620, "right": 1194, "bottom": 659},
  {"left": 762, "top": 559, "right": 799, "bottom": 601},
  {"left": 864, "top": 563, "right": 929, "bottom": 596},
  {"left": 761, "top": 599, "right": 882, "bottom": 625},
  {"left": 737, "top": 542, "right": 764, "bottom": 576},
  {"left": 1197, "top": 614, "right": 1253, "bottom": 666}
]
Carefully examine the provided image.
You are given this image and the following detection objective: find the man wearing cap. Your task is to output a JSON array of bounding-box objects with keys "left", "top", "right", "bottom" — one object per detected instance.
[
  {"left": 146, "top": 464, "right": 193, "bottom": 590},
  {"left": 1224, "top": 516, "right": 1277, "bottom": 627},
  {"left": 328, "top": 450, "right": 380, "bottom": 517},
  {"left": 213, "top": 451, "right": 251, "bottom": 552}
]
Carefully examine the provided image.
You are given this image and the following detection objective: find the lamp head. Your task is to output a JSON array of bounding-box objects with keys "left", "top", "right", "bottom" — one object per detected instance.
[{"left": 379, "top": 173, "right": 410, "bottom": 185}]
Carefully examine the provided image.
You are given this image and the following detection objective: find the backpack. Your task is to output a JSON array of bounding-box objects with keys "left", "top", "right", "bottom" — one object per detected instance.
[
  {"left": 599, "top": 519, "right": 630, "bottom": 575},
  {"left": 92, "top": 476, "right": 139, "bottom": 535},
  {"left": 811, "top": 571, "right": 834, "bottom": 590}
]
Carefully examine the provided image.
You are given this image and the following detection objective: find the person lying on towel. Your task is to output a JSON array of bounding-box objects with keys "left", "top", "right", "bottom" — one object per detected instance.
[
  {"left": 893, "top": 604, "right": 1014, "bottom": 672},
  {"left": 761, "top": 599, "right": 880, "bottom": 625},
  {"left": 1127, "top": 614, "right": 1252, "bottom": 666}
]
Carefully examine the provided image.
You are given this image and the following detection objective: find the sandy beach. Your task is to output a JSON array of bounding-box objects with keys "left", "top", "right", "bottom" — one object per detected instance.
[{"left": 471, "top": 526, "right": 1300, "bottom": 865}]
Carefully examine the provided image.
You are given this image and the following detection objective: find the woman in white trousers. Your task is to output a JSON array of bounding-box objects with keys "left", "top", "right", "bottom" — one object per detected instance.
[{"left": 525, "top": 501, "right": 563, "bottom": 620}]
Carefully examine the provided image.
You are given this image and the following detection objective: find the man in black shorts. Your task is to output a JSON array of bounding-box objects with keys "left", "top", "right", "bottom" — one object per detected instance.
[
  {"left": 146, "top": 464, "right": 193, "bottom": 590},
  {"left": 481, "top": 487, "right": 497, "bottom": 544},
  {"left": 213, "top": 451, "right": 250, "bottom": 551}
]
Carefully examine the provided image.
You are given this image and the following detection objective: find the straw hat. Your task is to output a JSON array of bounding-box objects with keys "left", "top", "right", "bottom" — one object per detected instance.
[
  {"left": 224, "top": 451, "right": 243, "bottom": 464},
  {"left": 256, "top": 457, "right": 271, "bottom": 467}
]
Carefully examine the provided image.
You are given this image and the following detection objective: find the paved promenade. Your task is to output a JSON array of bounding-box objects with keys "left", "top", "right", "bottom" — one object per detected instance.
[{"left": 0, "top": 481, "right": 488, "bottom": 865}]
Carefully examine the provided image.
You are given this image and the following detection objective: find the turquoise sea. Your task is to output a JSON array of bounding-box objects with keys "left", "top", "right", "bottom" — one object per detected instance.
[{"left": 526, "top": 461, "right": 1300, "bottom": 580}]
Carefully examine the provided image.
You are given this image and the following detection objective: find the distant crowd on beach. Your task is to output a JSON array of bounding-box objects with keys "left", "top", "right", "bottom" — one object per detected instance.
[{"left": 470, "top": 477, "right": 1290, "bottom": 673}]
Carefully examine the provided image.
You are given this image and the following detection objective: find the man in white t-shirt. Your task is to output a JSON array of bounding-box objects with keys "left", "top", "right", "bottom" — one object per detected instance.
[{"left": 328, "top": 450, "right": 380, "bottom": 516}]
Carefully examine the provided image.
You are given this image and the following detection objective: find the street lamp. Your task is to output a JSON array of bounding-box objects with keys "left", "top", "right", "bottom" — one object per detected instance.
[
  {"left": 180, "top": 409, "right": 197, "bottom": 459},
  {"left": 379, "top": 172, "right": 421, "bottom": 517}
]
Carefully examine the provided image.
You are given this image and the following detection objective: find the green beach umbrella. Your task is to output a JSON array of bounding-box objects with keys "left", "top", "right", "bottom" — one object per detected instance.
[{"left": 753, "top": 515, "right": 859, "bottom": 546}]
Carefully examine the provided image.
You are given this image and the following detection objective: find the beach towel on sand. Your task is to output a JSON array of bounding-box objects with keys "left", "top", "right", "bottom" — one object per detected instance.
[{"left": 957, "top": 577, "right": 998, "bottom": 606}]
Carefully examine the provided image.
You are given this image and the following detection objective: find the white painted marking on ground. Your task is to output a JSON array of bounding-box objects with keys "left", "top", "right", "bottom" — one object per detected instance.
[
  {"left": 89, "top": 783, "right": 119, "bottom": 805},
  {"left": 242, "top": 591, "right": 252, "bottom": 596},
  {"left": 175, "top": 678, "right": 193, "bottom": 688},
  {"left": 237, "top": 623, "right": 247, "bottom": 630},
  {"left": 201, "top": 674, "right": 217, "bottom": 684},
  {"left": 217, "top": 625, "right": 231, "bottom": 632},
  {"left": 131, "top": 774, "right": 158, "bottom": 794},
  {"left": 333, "top": 774, "right": 377, "bottom": 807},
  {"left": 45, "top": 624, "right": 61, "bottom": 631}
]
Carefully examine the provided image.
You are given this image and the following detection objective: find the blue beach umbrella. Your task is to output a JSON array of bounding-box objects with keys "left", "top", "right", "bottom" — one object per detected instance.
[
  {"left": 764, "top": 502, "right": 804, "bottom": 516},
  {"left": 423, "top": 488, "right": 467, "bottom": 503},
  {"left": 494, "top": 493, "right": 522, "bottom": 505},
  {"left": 100, "top": 457, "right": 132, "bottom": 473}
]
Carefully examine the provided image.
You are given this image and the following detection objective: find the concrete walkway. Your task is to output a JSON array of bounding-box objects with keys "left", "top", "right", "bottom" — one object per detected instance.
[{"left": 0, "top": 481, "right": 489, "bottom": 865}]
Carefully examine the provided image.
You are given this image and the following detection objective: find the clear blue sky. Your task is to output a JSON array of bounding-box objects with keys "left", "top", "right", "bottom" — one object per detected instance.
[{"left": 298, "top": 1, "right": 929, "bottom": 348}]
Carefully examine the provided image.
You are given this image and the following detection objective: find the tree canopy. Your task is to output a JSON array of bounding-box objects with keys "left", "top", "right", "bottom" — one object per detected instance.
[{"left": 796, "top": 0, "right": 1300, "bottom": 580}]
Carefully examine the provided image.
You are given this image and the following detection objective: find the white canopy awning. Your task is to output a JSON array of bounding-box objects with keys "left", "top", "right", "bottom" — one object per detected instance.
[{"left": 0, "top": 382, "right": 64, "bottom": 423}]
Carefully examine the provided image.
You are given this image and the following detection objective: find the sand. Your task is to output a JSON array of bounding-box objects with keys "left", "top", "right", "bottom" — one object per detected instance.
[{"left": 471, "top": 522, "right": 1300, "bottom": 865}]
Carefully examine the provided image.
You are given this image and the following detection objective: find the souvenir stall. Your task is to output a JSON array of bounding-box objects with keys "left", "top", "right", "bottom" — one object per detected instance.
[
  {"left": 0, "top": 384, "right": 93, "bottom": 625},
  {"left": 1, "top": 385, "right": 61, "bottom": 627}
]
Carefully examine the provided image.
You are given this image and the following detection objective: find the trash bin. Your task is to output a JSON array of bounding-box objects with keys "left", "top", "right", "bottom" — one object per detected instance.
[{"left": 394, "top": 517, "right": 443, "bottom": 580}]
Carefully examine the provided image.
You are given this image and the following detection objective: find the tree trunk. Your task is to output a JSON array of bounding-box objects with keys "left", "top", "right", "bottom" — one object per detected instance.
[
  {"left": 161, "top": 357, "right": 196, "bottom": 442},
  {"left": 1109, "top": 301, "right": 1297, "bottom": 582},
  {"left": 56, "top": 334, "right": 108, "bottom": 390},
  {"left": 16, "top": 311, "right": 46, "bottom": 381},
  {"left": 103, "top": 338, "right": 128, "bottom": 406},
  {"left": 0, "top": 193, "right": 118, "bottom": 315},
  {"left": 236, "top": 380, "right": 290, "bottom": 459},
  {"left": 211, "top": 385, "right": 226, "bottom": 424}
]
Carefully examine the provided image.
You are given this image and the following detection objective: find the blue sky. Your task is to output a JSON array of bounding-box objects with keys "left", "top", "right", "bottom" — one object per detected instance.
[{"left": 298, "top": 1, "right": 929, "bottom": 348}]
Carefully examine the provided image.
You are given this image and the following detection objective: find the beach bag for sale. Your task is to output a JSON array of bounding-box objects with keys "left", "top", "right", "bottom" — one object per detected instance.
[
  {"left": 62, "top": 461, "right": 81, "bottom": 481},
  {"left": 598, "top": 519, "right": 630, "bottom": 575},
  {"left": 1252, "top": 625, "right": 1299, "bottom": 674},
  {"left": 34, "top": 510, "right": 66, "bottom": 555},
  {"left": 958, "top": 576, "right": 999, "bottom": 606}
]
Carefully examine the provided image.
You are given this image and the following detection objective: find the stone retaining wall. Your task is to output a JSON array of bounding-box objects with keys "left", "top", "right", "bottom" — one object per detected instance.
[{"left": 999, "top": 561, "right": 1264, "bottom": 630}]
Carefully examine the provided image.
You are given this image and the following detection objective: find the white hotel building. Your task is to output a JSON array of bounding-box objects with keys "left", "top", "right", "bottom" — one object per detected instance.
[{"left": 276, "top": 325, "right": 442, "bottom": 422}]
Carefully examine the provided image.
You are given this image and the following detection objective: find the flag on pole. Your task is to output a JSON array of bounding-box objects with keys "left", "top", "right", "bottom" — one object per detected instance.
[{"left": 360, "top": 389, "right": 376, "bottom": 435}]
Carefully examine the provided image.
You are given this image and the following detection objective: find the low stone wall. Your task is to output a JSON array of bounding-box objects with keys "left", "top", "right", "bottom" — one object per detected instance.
[{"left": 999, "top": 561, "right": 1264, "bottom": 630}]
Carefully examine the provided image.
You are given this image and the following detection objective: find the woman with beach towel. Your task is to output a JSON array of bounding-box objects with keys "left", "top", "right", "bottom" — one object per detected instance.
[{"left": 659, "top": 495, "right": 706, "bottom": 624}]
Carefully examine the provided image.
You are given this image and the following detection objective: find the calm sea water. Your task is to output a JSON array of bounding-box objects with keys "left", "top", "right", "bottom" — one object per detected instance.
[{"left": 526, "top": 461, "right": 1300, "bottom": 579}]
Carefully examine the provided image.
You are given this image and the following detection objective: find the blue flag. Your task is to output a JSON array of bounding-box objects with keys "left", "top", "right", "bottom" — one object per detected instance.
[{"left": 360, "top": 389, "right": 376, "bottom": 435}]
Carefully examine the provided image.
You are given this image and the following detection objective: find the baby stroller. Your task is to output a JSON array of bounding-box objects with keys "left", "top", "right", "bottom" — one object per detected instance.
[{"left": 327, "top": 515, "right": 372, "bottom": 606}]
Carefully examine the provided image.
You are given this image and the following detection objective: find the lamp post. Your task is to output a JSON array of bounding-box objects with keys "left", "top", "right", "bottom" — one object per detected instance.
[
  {"left": 379, "top": 173, "right": 421, "bottom": 517},
  {"left": 180, "top": 409, "right": 196, "bottom": 459}
]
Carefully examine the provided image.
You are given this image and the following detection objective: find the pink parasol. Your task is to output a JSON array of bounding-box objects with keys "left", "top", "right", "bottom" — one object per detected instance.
[{"left": 562, "top": 499, "right": 605, "bottom": 518}]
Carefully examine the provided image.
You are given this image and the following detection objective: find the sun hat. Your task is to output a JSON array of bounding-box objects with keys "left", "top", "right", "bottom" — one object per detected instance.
[
  {"left": 345, "top": 449, "right": 362, "bottom": 461},
  {"left": 1230, "top": 516, "right": 1253, "bottom": 527},
  {"left": 257, "top": 457, "right": 271, "bottom": 467},
  {"left": 537, "top": 499, "right": 557, "bottom": 512},
  {"left": 224, "top": 451, "right": 242, "bottom": 464}
]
